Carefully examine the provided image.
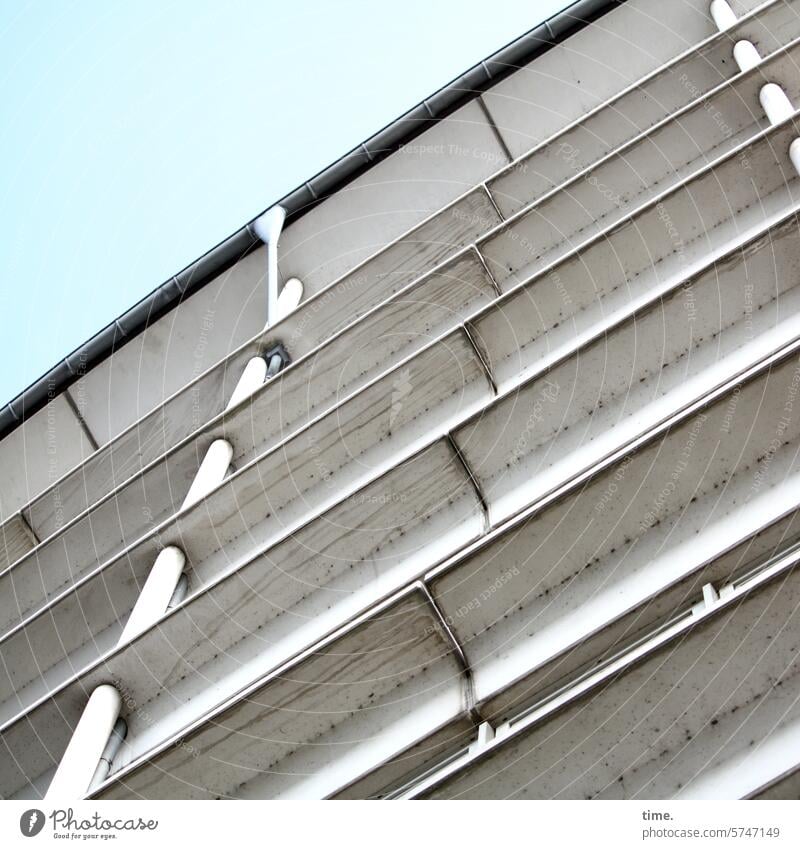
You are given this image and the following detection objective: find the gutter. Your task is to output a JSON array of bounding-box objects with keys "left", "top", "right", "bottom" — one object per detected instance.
[{"left": 0, "top": 0, "right": 621, "bottom": 441}]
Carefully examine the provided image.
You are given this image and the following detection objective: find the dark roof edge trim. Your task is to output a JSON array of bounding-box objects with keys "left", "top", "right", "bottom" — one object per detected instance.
[{"left": 2, "top": 0, "right": 621, "bottom": 441}]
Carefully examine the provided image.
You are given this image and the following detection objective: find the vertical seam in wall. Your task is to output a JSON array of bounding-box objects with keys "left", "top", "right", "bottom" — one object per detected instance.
[
  {"left": 446, "top": 432, "right": 490, "bottom": 533},
  {"left": 480, "top": 181, "right": 505, "bottom": 224},
  {"left": 460, "top": 321, "right": 498, "bottom": 395},
  {"left": 63, "top": 387, "right": 100, "bottom": 452},
  {"left": 416, "top": 580, "right": 484, "bottom": 726},
  {"left": 471, "top": 243, "right": 502, "bottom": 297},
  {"left": 476, "top": 94, "right": 514, "bottom": 165},
  {"left": 15, "top": 510, "right": 39, "bottom": 546}
]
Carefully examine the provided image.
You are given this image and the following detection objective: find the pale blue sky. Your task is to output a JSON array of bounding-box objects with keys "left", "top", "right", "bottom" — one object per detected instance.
[{"left": 0, "top": 0, "right": 563, "bottom": 403}]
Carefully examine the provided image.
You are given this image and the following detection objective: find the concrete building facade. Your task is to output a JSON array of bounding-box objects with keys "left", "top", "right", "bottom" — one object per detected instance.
[{"left": 2, "top": 0, "right": 800, "bottom": 799}]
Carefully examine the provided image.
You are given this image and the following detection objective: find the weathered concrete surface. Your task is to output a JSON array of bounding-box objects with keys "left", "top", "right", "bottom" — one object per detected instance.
[
  {"left": 96, "top": 590, "right": 467, "bottom": 800},
  {"left": 481, "top": 0, "right": 773, "bottom": 159},
  {"left": 423, "top": 564, "right": 800, "bottom": 799},
  {"left": 0, "top": 332, "right": 491, "bottom": 727},
  {"left": 0, "top": 253, "right": 495, "bottom": 633},
  {"left": 486, "top": 0, "right": 800, "bottom": 211}
]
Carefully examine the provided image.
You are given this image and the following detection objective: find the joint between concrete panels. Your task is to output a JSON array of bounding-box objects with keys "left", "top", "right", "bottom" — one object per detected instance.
[
  {"left": 470, "top": 242, "right": 503, "bottom": 297},
  {"left": 415, "top": 580, "right": 484, "bottom": 727},
  {"left": 478, "top": 180, "right": 506, "bottom": 228},
  {"left": 63, "top": 387, "right": 100, "bottom": 452},
  {"left": 445, "top": 432, "right": 490, "bottom": 533},
  {"left": 460, "top": 319, "right": 498, "bottom": 395},
  {"left": 476, "top": 95, "right": 514, "bottom": 165},
  {"left": 15, "top": 511, "right": 39, "bottom": 547}
]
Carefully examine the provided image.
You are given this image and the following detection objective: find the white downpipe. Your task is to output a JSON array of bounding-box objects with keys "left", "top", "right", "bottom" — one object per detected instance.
[
  {"left": 118, "top": 433, "right": 230, "bottom": 650},
  {"left": 181, "top": 438, "right": 234, "bottom": 510},
  {"left": 733, "top": 40, "right": 761, "bottom": 73},
  {"left": 226, "top": 356, "right": 268, "bottom": 410},
  {"left": 710, "top": 0, "right": 736, "bottom": 31},
  {"left": 46, "top": 684, "right": 122, "bottom": 800},
  {"left": 789, "top": 138, "right": 800, "bottom": 176},
  {"left": 275, "top": 276, "right": 304, "bottom": 322},
  {"left": 760, "top": 83, "right": 794, "bottom": 126},
  {"left": 118, "top": 546, "right": 186, "bottom": 645},
  {"left": 253, "top": 205, "right": 286, "bottom": 327}
]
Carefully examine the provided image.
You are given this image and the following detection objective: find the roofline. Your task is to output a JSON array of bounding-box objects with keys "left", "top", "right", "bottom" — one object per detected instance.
[{"left": 1, "top": 0, "right": 621, "bottom": 441}]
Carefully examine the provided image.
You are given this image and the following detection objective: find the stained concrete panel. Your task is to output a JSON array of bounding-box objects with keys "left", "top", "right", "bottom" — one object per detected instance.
[
  {"left": 0, "top": 396, "right": 94, "bottom": 522},
  {"left": 276, "top": 100, "right": 509, "bottom": 298},
  {"left": 482, "top": 0, "right": 771, "bottom": 159}
]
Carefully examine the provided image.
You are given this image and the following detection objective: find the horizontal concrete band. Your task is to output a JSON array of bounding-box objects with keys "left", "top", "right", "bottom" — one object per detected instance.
[
  {"left": 412, "top": 549, "right": 800, "bottom": 800},
  {"left": 750, "top": 753, "right": 800, "bottom": 799}
]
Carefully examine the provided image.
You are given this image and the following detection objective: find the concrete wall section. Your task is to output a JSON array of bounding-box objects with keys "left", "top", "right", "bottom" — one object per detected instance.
[
  {"left": 0, "top": 395, "right": 94, "bottom": 522},
  {"left": 481, "top": 0, "right": 770, "bottom": 158}
]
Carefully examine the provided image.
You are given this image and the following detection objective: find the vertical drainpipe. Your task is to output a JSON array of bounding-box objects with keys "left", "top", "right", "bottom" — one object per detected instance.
[
  {"left": 118, "top": 546, "right": 187, "bottom": 645},
  {"left": 117, "top": 336, "right": 278, "bottom": 652},
  {"left": 759, "top": 83, "right": 795, "bottom": 126},
  {"left": 52, "top": 210, "right": 296, "bottom": 800},
  {"left": 252, "top": 205, "right": 287, "bottom": 327},
  {"left": 118, "top": 435, "right": 235, "bottom": 648},
  {"left": 180, "top": 439, "right": 234, "bottom": 510},
  {"left": 227, "top": 356, "right": 269, "bottom": 409},
  {"left": 733, "top": 40, "right": 760, "bottom": 72},
  {"left": 46, "top": 684, "right": 122, "bottom": 800},
  {"left": 64, "top": 207, "right": 298, "bottom": 797}
]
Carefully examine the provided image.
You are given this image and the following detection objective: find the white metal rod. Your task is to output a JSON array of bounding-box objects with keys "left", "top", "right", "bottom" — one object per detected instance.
[
  {"left": 118, "top": 546, "right": 186, "bottom": 644},
  {"left": 181, "top": 438, "right": 233, "bottom": 510},
  {"left": 790, "top": 138, "right": 800, "bottom": 176},
  {"left": 760, "top": 83, "right": 794, "bottom": 125},
  {"left": 733, "top": 40, "right": 761, "bottom": 73},
  {"left": 46, "top": 684, "right": 122, "bottom": 800},
  {"left": 710, "top": 0, "right": 736, "bottom": 31},
  {"left": 226, "top": 356, "right": 268, "bottom": 410},
  {"left": 267, "top": 241, "right": 280, "bottom": 325},
  {"left": 252, "top": 205, "right": 286, "bottom": 327}
]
